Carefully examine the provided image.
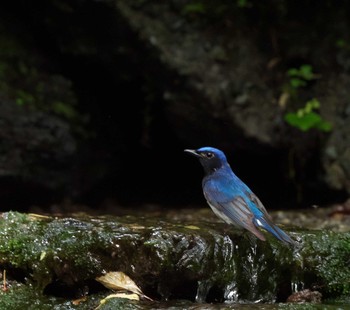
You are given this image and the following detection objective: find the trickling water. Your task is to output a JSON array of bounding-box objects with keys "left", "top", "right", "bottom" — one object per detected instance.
[
  {"left": 196, "top": 280, "right": 214, "bottom": 303},
  {"left": 290, "top": 244, "right": 305, "bottom": 294},
  {"left": 224, "top": 282, "right": 239, "bottom": 302}
]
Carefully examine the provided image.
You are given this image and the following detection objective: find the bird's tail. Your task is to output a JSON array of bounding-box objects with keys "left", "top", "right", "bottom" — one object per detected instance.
[{"left": 254, "top": 217, "right": 295, "bottom": 246}]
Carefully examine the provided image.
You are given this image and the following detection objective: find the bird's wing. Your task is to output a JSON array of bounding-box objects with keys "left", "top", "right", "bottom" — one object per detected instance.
[
  {"left": 246, "top": 191, "right": 294, "bottom": 245},
  {"left": 204, "top": 178, "right": 293, "bottom": 244},
  {"left": 204, "top": 192, "right": 266, "bottom": 241},
  {"left": 246, "top": 191, "right": 273, "bottom": 221}
]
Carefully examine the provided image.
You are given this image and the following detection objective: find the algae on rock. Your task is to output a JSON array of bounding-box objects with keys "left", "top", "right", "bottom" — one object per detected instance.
[{"left": 0, "top": 211, "right": 349, "bottom": 308}]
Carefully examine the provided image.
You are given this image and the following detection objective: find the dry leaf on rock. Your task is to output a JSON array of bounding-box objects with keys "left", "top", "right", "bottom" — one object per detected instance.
[
  {"left": 96, "top": 271, "right": 152, "bottom": 300},
  {"left": 28, "top": 213, "right": 51, "bottom": 220},
  {"left": 95, "top": 293, "right": 140, "bottom": 310}
]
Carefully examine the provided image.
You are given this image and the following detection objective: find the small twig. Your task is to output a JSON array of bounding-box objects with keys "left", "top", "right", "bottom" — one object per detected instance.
[{"left": 2, "top": 270, "right": 7, "bottom": 292}]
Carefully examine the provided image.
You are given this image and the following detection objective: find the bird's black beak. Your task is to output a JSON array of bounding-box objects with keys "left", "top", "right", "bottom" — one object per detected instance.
[{"left": 184, "top": 149, "right": 201, "bottom": 158}]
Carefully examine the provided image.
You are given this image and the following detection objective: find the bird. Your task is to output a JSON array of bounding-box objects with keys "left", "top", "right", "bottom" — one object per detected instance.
[{"left": 184, "top": 146, "right": 294, "bottom": 245}]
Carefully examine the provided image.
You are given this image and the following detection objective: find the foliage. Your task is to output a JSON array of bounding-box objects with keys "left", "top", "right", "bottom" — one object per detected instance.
[
  {"left": 287, "top": 64, "right": 315, "bottom": 89},
  {"left": 236, "top": 0, "right": 252, "bottom": 8},
  {"left": 336, "top": 39, "right": 348, "bottom": 49},
  {"left": 182, "top": 3, "right": 206, "bottom": 14},
  {"left": 284, "top": 98, "right": 332, "bottom": 132},
  {"left": 283, "top": 65, "right": 332, "bottom": 132}
]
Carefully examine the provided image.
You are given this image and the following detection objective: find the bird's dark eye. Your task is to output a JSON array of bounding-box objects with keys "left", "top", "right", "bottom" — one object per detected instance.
[{"left": 206, "top": 152, "right": 214, "bottom": 158}]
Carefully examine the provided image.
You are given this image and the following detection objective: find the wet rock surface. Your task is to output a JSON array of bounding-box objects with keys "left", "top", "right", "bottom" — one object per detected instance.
[{"left": 0, "top": 208, "right": 349, "bottom": 309}]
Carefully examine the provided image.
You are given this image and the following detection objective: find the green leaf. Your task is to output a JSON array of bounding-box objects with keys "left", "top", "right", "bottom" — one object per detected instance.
[
  {"left": 284, "top": 112, "right": 320, "bottom": 131},
  {"left": 336, "top": 39, "right": 346, "bottom": 48},
  {"left": 290, "top": 78, "right": 306, "bottom": 88},
  {"left": 284, "top": 98, "right": 332, "bottom": 132},
  {"left": 15, "top": 90, "right": 35, "bottom": 105},
  {"left": 237, "top": 0, "right": 251, "bottom": 8},
  {"left": 287, "top": 68, "right": 299, "bottom": 77},
  {"left": 284, "top": 111, "right": 332, "bottom": 132},
  {"left": 299, "top": 64, "right": 314, "bottom": 80},
  {"left": 52, "top": 101, "right": 76, "bottom": 119},
  {"left": 315, "top": 120, "right": 333, "bottom": 132},
  {"left": 287, "top": 64, "right": 315, "bottom": 85},
  {"left": 182, "top": 3, "right": 206, "bottom": 14},
  {"left": 305, "top": 98, "right": 320, "bottom": 111},
  {"left": 16, "top": 98, "right": 25, "bottom": 106}
]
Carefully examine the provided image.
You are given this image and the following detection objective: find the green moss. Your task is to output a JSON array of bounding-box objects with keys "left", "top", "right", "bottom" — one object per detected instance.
[
  {"left": 277, "top": 304, "right": 348, "bottom": 310},
  {"left": 0, "top": 282, "right": 115, "bottom": 310},
  {"left": 301, "top": 231, "right": 350, "bottom": 296},
  {"left": 0, "top": 213, "right": 45, "bottom": 267},
  {"left": 0, "top": 283, "right": 53, "bottom": 310},
  {"left": 0, "top": 212, "right": 349, "bottom": 305}
]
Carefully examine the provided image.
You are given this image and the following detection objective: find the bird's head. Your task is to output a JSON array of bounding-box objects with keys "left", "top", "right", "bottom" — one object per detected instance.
[{"left": 184, "top": 147, "right": 228, "bottom": 174}]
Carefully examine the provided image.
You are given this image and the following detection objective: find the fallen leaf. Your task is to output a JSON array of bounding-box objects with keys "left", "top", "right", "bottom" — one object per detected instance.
[
  {"left": 105, "top": 293, "right": 139, "bottom": 301},
  {"left": 128, "top": 224, "right": 146, "bottom": 230},
  {"left": 40, "top": 251, "right": 46, "bottom": 261},
  {"left": 184, "top": 225, "right": 200, "bottom": 230},
  {"left": 95, "top": 293, "right": 139, "bottom": 310},
  {"left": 71, "top": 296, "right": 87, "bottom": 305},
  {"left": 28, "top": 213, "right": 51, "bottom": 220},
  {"left": 278, "top": 92, "right": 289, "bottom": 109},
  {"left": 96, "top": 271, "right": 152, "bottom": 301}
]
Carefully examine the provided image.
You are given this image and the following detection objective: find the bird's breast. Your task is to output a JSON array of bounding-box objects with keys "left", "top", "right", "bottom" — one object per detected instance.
[{"left": 202, "top": 175, "right": 238, "bottom": 203}]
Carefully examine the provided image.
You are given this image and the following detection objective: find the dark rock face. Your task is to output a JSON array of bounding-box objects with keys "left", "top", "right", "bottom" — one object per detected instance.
[
  {"left": 115, "top": 2, "right": 278, "bottom": 146},
  {"left": 318, "top": 75, "right": 350, "bottom": 194},
  {"left": 0, "top": 0, "right": 349, "bottom": 208},
  {"left": 112, "top": 1, "right": 350, "bottom": 199},
  {"left": 0, "top": 100, "right": 77, "bottom": 204},
  {"left": 0, "top": 5, "right": 83, "bottom": 207}
]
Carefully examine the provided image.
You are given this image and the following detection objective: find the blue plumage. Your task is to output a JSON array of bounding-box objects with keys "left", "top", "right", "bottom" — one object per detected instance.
[{"left": 185, "top": 147, "right": 294, "bottom": 245}]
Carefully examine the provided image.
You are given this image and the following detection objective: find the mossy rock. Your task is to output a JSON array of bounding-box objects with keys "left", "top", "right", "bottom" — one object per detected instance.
[{"left": 0, "top": 211, "right": 349, "bottom": 308}]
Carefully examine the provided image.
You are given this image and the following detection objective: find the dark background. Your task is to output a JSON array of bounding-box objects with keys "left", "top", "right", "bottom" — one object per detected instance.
[{"left": 0, "top": 0, "right": 348, "bottom": 212}]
